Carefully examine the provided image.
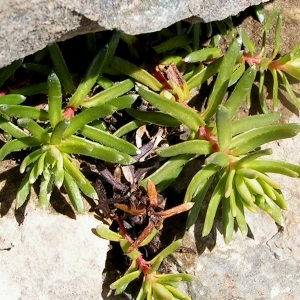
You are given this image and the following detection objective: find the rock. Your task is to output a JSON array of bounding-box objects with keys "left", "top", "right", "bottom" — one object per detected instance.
[
  {"left": 0, "top": 200, "right": 108, "bottom": 300},
  {"left": 172, "top": 113, "right": 300, "bottom": 300},
  {"left": 0, "top": 0, "right": 269, "bottom": 68}
]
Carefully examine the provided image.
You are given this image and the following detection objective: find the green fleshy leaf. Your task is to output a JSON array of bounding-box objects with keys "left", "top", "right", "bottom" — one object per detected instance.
[
  {"left": 114, "top": 120, "right": 146, "bottom": 137},
  {"left": 62, "top": 154, "right": 98, "bottom": 199},
  {"left": 111, "top": 270, "right": 141, "bottom": 295},
  {"left": 22, "top": 63, "right": 52, "bottom": 76},
  {"left": 149, "top": 240, "right": 182, "bottom": 272},
  {"left": 17, "top": 118, "right": 49, "bottom": 143},
  {"left": 139, "top": 227, "right": 159, "bottom": 247},
  {"left": 63, "top": 171, "right": 85, "bottom": 213},
  {"left": 0, "top": 116, "right": 28, "bottom": 139},
  {"left": 238, "top": 28, "right": 255, "bottom": 55},
  {"left": 39, "top": 168, "right": 54, "bottom": 208},
  {"left": 48, "top": 43, "right": 76, "bottom": 94},
  {"left": 165, "top": 284, "right": 192, "bottom": 300},
  {"left": 156, "top": 140, "right": 212, "bottom": 157},
  {"left": 50, "top": 119, "right": 70, "bottom": 145},
  {"left": 234, "top": 191, "right": 248, "bottom": 235},
  {"left": 9, "top": 82, "right": 48, "bottom": 96},
  {"left": 0, "top": 94, "right": 26, "bottom": 105},
  {"left": 0, "top": 105, "right": 49, "bottom": 121},
  {"left": 255, "top": 195, "right": 284, "bottom": 226},
  {"left": 228, "top": 62, "right": 245, "bottom": 87},
  {"left": 234, "top": 148, "right": 272, "bottom": 167},
  {"left": 47, "top": 72, "right": 63, "bottom": 127},
  {"left": 68, "top": 31, "right": 120, "bottom": 107},
  {"left": 187, "top": 57, "right": 223, "bottom": 90},
  {"left": 243, "top": 159, "right": 300, "bottom": 177},
  {"left": 140, "top": 154, "right": 193, "bottom": 193},
  {"left": 81, "top": 79, "right": 134, "bottom": 108},
  {"left": 79, "top": 125, "right": 139, "bottom": 155},
  {"left": 278, "top": 71, "right": 300, "bottom": 110},
  {"left": 63, "top": 94, "right": 137, "bottom": 137},
  {"left": 186, "top": 174, "right": 215, "bottom": 228},
  {"left": 59, "top": 135, "right": 136, "bottom": 165},
  {"left": 110, "top": 56, "right": 163, "bottom": 91},
  {"left": 20, "top": 148, "right": 44, "bottom": 173},
  {"left": 0, "top": 137, "right": 41, "bottom": 161},
  {"left": 225, "top": 66, "right": 257, "bottom": 119},
  {"left": 96, "top": 225, "right": 122, "bottom": 242},
  {"left": 29, "top": 152, "right": 46, "bottom": 184},
  {"left": 138, "top": 87, "right": 204, "bottom": 132},
  {"left": 152, "top": 283, "right": 174, "bottom": 300},
  {"left": 202, "top": 37, "right": 242, "bottom": 120},
  {"left": 183, "top": 47, "right": 221, "bottom": 63},
  {"left": 204, "top": 152, "right": 231, "bottom": 167},
  {"left": 126, "top": 108, "right": 181, "bottom": 127},
  {"left": 202, "top": 172, "right": 227, "bottom": 237},
  {"left": 16, "top": 172, "right": 31, "bottom": 209},
  {"left": 231, "top": 112, "right": 280, "bottom": 136},
  {"left": 153, "top": 35, "right": 192, "bottom": 53},
  {"left": 216, "top": 105, "right": 231, "bottom": 151},
  {"left": 230, "top": 123, "right": 300, "bottom": 155},
  {"left": 222, "top": 197, "right": 234, "bottom": 243}
]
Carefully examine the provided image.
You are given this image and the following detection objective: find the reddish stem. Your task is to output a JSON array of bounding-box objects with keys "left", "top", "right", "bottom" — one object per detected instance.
[
  {"left": 199, "top": 126, "right": 219, "bottom": 152},
  {"left": 137, "top": 255, "right": 151, "bottom": 273},
  {"left": 242, "top": 54, "right": 263, "bottom": 66},
  {"left": 115, "top": 215, "right": 151, "bottom": 273},
  {"left": 62, "top": 106, "right": 76, "bottom": 118},
  {"left": 115, "top": 215, "right": 134, "bottom": 243}
]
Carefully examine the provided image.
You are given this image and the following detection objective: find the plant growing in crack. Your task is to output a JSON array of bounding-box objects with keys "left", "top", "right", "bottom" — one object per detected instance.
[
  {"left": 0, "top": 32, "right": 139, "bottom": 211},
  {"left": 96, "top": 180, "right": 194, "bottom": 299},
  {"left": 0, "top": 6, "right": 300, "bottom": 300}
]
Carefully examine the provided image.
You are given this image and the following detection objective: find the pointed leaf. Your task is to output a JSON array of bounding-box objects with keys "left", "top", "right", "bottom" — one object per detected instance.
[
  {"left": 138, "top": 87, "right": 204, "bottom": 132},
  {"left": 230, "top": 123, "right": 300, "bottom": 155},
  {"left": 59, "top": 135, "right": 136, "bottom": 165},
  {"left": 0, "top": 116, "right": 28, "bottom": 138},
  {"left": 0, "top": 137, "right": 40, "bottom": 161},
  {"left": 47, "top": 72, "right": 63, "bottom": 127},
  {"left": 126, "top": 108, "right": 181, "bottom": 127},
  {"left": 0, "top": 104, "right": 49, "bottom": 120},
  {"left": 48, "top": 43, "right": 75, "bottom": 94},
  {"left": 225, "top": 66, "right": 257, "bottom": 118},
  {"left": 96, "top": 225, "right": 122, "bottom": 242},
  {"left": 81, "top": 79, "right": 134, "bottom": 108},
  {"left": 216, "top": 105, "right": 231, "bottom": 151},
  {"left": 156, "top": 140, "right": 212, "bottom": 157},
  {"left": 80, "top": 125, "right": 139, "bottom": 155},
  {"left": 63, "top": 171, "right": 85, "bottom": 213},
  {"left": 140, "top": 154, "right": 193, "bottom": 193},
  {"left": 18, "top": 118, "right": 49, "bottom": 143},
  {"left": 110, "top": 56, "right": 163, "bottom": 91},
  {"left": 68, "top": 31, "right": 120, "bottom": 107},
  {"left": 202, "top": 38, "right": 242, "bottom": 120},
  {"left": 16, "top": 172, "right": 31, "bottom": 209},
  {"left": 0, "top": 94, "right": 26, "bottom": 105}
]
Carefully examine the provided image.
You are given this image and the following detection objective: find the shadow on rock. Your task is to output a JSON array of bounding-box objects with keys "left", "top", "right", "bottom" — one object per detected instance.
[{"left": 0, "top": 165, "right": 23, "bottom": 217}]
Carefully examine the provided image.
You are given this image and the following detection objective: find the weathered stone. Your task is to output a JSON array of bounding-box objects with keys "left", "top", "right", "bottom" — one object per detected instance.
[
  {"left": 0, "top": 200, "right": 108, "bottom": 300},
  {"left": 172, "top": 113, "right": 300, "bottom": 299},
  {"left": 0, "top": 0, "right": 269, "bottom": 68}
]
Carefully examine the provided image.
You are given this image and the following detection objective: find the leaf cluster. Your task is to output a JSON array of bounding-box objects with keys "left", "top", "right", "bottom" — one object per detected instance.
[{"left": 0, "top": 7, "right": 300, "bottom": 299}]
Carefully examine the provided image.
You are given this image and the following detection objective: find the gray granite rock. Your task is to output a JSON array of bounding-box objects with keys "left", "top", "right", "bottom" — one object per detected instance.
[
  {"left": 172, "top": 114, "right": 300, "bottom": 300},
  {"left": 0, "top": 0, "right": 269, "bottom": 68},
  {"left": 0, "top": 201, "right": 108, "bottom": 300}
]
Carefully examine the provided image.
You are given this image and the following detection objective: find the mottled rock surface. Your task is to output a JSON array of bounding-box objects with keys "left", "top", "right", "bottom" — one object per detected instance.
[
  {"left": 173, "top": 117, "right": 300, "bottom": 299},
  {"left": 1, "top": 0, "right": 300, "bottom": 299},
  {"left": 0, "top": 196, "right": 108, "bottom": 299},
  {"left": 0, "top": 0, "right": 269, "bottom": 68}
]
